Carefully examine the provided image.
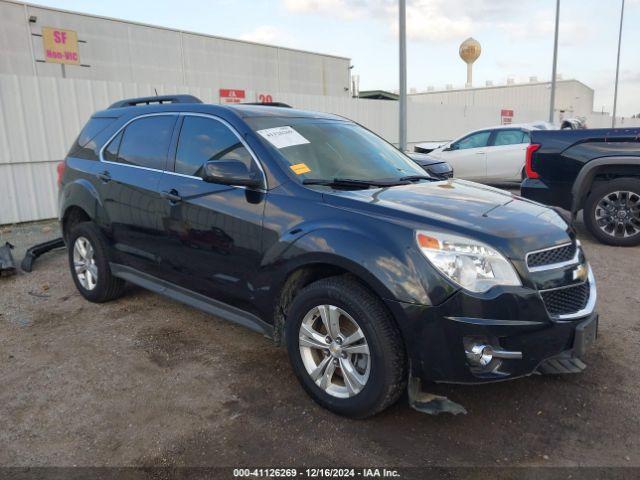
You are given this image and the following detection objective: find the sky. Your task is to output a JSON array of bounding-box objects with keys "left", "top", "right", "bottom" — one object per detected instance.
[{"left": 30, "top": 0, "right": 640, "bottom": 116}]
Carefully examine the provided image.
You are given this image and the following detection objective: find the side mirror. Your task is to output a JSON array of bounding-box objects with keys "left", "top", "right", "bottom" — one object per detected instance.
[
  {"left": 202, "top": 160, "right": 262, "bottom": 188},
  {"left": 443, "top": 144, "right": 457, "bottom": 152}
]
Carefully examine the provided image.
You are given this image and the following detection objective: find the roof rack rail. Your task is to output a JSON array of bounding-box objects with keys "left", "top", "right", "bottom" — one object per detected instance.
[
  {"left": 241, "top": 102, "right": 293, "bottom": 108},
  {"left": 108, "top": 94, "right": 203, "bottom": 109}
]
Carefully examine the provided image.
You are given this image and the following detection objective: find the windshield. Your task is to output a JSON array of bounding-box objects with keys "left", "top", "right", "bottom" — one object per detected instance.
[{"left": 246, "top": 117, "right": 426, "bottom": 183}]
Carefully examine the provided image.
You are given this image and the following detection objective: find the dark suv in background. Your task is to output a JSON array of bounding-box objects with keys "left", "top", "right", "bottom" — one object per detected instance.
[{"left": 58, "top": 95, "right": 598, "bottom": 417}]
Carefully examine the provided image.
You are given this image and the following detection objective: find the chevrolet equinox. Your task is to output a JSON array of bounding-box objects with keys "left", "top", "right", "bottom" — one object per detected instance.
[{"left": 58, "top": 95, "right": 598, "bottom": 417}]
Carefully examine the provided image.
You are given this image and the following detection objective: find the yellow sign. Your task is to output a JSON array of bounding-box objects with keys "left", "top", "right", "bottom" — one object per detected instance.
[
  {"left": 290, "top": 163, "right": 311, "bottom": 175},
  {"left": 42, "top": 27, "right": 80, "bottom": 65}
]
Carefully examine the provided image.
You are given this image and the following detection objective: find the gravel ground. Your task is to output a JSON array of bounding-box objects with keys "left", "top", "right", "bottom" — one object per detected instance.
[{"left": 0, "top": 203, "right": 639, "bottom": 470}]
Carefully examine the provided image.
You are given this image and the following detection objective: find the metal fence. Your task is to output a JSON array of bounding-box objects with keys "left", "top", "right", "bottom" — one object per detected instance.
[{"left": 1, "top": 73, "right": 637, "bottom": 225}]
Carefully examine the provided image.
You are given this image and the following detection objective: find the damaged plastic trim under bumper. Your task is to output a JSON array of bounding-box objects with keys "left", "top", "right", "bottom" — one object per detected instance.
[
  {"left": 21, "top": 237, "right": 65, "bottom": 273},
  {"left": 407, "top": 375, "right": 467, "bottom": 416},
  {"left": 0, "top": 242, "right": 16, "bottom": 277}
]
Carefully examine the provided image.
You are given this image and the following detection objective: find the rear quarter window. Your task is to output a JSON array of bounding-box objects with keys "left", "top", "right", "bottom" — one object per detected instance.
[
  {"left": 77, "top": 117, "right": 117, "bottom": 147},
  {"left": 70, "top": 116, "right": 118, "bottom": 161}
]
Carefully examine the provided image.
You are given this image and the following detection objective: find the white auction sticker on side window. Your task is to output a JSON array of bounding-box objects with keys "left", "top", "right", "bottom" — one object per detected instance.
[{"left": 257, "top": 126, "right": 310, "bottom": 149}]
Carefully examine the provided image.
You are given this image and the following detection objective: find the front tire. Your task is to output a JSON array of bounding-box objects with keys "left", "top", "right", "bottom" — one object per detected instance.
[
  {"left": 584, "top": 178, "right": 640, "bottom": 246},
  {"left": 67, "top": 222, "right": 125, "bottom": 302},
  {"left": 285, "top": 276, "right": 406, "bottom": 418}
]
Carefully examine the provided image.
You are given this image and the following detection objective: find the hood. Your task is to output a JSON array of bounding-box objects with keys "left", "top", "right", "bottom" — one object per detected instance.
[{"left": 323, "top": 179, "right": 572, "bottom": 259}]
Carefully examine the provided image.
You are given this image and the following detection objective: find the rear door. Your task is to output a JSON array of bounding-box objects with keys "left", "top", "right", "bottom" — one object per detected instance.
[
  {"left": 98, "top": 114, "right": 178, "bottom": 277},
  {"left": 157, "top": 114, "right": 267, "bottom": 314},
  {"left": 485, "top": 129, "right": 530, "bottom": 181},
  {"left": 442, "top": 130, "right": 491, "bottom": 180}
]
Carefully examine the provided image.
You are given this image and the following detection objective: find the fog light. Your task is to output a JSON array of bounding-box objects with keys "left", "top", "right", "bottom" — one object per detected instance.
[
  {"left": 465, "top": 343, "right": 493, "bottom": 367},
  {"left": 464, "top": 337, "right": 523, "bottom": 369}
]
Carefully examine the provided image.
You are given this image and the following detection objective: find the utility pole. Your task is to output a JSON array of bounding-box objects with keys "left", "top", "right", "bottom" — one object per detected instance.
[
  {"left": 549, "top": 0, "right": 560, "bottom": 124},
  {"left": 612, "top": 0, "right": 625, "bottom": 127},
  {"left": 399, "top": 0, "right": 407, "bottom": 151}
]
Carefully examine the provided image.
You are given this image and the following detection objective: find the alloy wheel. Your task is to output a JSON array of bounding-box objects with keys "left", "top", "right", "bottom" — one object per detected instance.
[
  {"left": 298, "top": 305, "right": 371, "bottom": 398},
  {"left": 73, "top": 236, "right": 98, "bottom": 290},
  {"left": 594, "top": 190, "right": 640, "bottom": 238}
]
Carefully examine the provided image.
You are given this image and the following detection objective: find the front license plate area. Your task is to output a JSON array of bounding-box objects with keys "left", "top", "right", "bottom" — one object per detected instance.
[{"left": 573, "top": 315, "right": 598, "bottom": 357}]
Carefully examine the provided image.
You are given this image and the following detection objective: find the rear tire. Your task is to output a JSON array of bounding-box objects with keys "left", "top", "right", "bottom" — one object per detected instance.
[
  {"left": 67, "top": 222, "right": 125, "bottom": 302},
  {"left": 285, "top": 275, "right": 406, "bottom": 418},
  {"left": 584, "top": 178, "right": 640, "bottom": 247}
]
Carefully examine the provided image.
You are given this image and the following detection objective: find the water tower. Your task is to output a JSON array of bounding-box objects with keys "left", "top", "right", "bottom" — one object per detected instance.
[{"left": 459, "top": 37, "right": 481, "bottom": 87}]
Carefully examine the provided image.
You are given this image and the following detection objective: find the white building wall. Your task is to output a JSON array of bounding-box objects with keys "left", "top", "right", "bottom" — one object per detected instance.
[
  {"left": 0, "top": 0, "right": 351, "bottom": 97},
  {"left": 410, "top": 80, "right": 595, "bottom": 119}
]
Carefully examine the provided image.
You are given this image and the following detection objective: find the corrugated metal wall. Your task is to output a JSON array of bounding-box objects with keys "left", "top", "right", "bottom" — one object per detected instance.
[
  {"left": 409, "top": 80, "right": 595, "bottom": 120},
  {"left": 0, "top": 0, "right": 351, "bottom": 97},
  {"left": 2, "top": 73, "right": 638, "bottom": 225}
]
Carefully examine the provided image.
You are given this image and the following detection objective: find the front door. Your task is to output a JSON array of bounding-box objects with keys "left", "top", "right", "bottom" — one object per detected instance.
[
  {"left": 158, "top": 114, "right": 267, "bottom": 315},
  {"left": 98, "top": 114, "right": 178, "bottom": 277}
]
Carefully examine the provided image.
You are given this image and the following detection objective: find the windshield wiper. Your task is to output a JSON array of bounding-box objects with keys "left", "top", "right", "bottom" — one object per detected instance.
[{"left": 302, "top": 178, "right": 404, "bottom": 188}]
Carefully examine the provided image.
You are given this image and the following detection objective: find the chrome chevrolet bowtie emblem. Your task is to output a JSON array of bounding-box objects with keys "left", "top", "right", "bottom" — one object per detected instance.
[{"left": 572, "top": 264, "right": 588, "bottom": 282}]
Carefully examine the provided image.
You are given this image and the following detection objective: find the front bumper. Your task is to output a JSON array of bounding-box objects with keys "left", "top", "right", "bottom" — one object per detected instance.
[{"left": 385, "top": 287, "right": 598, "bottom": 384}]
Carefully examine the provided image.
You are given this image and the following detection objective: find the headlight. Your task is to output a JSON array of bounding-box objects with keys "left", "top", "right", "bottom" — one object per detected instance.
[{"left": 416, "top": 230, "right": 521, "bottom": 293}]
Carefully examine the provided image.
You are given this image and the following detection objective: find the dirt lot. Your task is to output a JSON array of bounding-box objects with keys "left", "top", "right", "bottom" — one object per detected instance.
[{"left": 1, "top": 209, "right": 639, "bottom": 470}]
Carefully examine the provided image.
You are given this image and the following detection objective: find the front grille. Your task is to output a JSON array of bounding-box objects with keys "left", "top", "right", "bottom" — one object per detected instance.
[
  {"left": 541, "top": 282, "right": 590, "bottom": 317},
  {"left": 527, "top": 243, "right": 577, "bottom": 269}
]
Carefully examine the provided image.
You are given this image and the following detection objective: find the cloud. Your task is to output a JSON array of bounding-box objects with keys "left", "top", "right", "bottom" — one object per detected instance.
[
  {"left": 239, "top": 25, "right": 288, "bottom": 44},
  {"left": 495, "top": 10, "right": 591, "bottom": 46},
  {"left": 392, "top": 1, "right": 474, "bottom": 41},
  {"left": 282, "top": 0, "right": 372, "bottom": 20},
  {"left": 281, "top": 0, "right": 587, "bottom": 43}
]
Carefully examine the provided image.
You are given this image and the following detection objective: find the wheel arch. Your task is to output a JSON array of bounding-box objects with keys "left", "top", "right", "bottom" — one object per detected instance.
[
  {"left": 270, "top": 254, "right": 403, "bottom": 345},
  {"left": 61, "top": 205, "right": 92, "bottom": 242},
  {"left": 59, "top": 178, "right": 108, "bottom": 241},
  {"left": 571, "top": 156, "right": 640, "bottom": 212}
]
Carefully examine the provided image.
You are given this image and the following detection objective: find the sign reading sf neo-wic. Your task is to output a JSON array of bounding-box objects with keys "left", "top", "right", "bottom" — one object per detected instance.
[{"left": 42, "top": 27, "right": 80, "bottom": 65}]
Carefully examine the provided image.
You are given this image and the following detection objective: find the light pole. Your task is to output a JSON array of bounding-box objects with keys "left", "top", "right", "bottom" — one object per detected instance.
[
  {"left": 549, "top": 0, "right": 560, "bottom": 124},
  {"left": 612, "top": 0, "right": 625, "bottom": 128},
  {"left": 399, "top": 0, "right": 407, "bottom": 151}
]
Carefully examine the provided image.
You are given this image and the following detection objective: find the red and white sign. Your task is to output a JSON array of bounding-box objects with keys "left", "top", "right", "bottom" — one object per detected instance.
[
  {"left": 257, "top": 93, "right": 273, "bottom": 103},
  {"left": 501, "top": 109, "right": 514, "bottom": 125},
  {"left": 219, "top": 89, "right": 246, "bottom": 104}
]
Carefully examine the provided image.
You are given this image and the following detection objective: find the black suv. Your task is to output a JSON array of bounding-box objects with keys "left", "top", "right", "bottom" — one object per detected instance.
[{"left": 59, "top": 95, "right": 598, "bottom": 417}]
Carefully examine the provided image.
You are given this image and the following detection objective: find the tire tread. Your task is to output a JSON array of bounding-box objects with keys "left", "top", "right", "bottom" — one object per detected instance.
[{"left": 68, "top": 222, "right": 125, "bottom": 303}]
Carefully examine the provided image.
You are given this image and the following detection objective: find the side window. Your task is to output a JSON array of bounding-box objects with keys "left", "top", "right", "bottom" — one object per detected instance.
[
  {"left": 103, "top": 131, "right": 122, "bottom": 162},
  {"left": 454, "top": 131, "right": 491, "bottom": 150},
  {"left": 493, "top": 129, "right": 528, "bottom": 146},
  {"left": 114, "top": 115, "right": 176, "bottom": 170},
  {"left": 175, "top": 116, "right": 256, "bottom": 177}
]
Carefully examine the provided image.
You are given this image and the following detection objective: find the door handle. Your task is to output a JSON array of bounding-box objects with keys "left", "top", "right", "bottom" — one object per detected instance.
[
  {"left": 97, "top": 170, "right": 111, "bottom": 183},
  {"left": 161, "top": 190, "right": 182, "bottom": 203}
]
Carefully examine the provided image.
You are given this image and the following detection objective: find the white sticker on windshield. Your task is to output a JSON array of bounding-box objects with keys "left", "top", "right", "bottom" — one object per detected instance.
[{"left": 257, "top": 126, "right": 310, "bottom": 149}]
